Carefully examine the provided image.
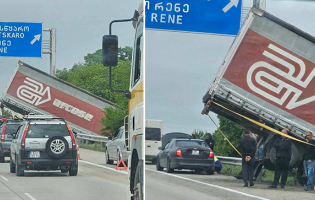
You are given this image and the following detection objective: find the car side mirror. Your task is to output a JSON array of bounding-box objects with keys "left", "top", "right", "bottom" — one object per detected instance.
[
  {"left": 10, "top": 133, "right": 16, "bottom": 139},
  {"left": 102, "top": 35, "right": 118, "bottom": 67},
  {"left": 158, "top": 147, "right": 162, "bottom": 150},
  {"left": 73, "top": 131, "right": 77, "bottom": 139},
  {"left": 108, "top": 136, "right": 113, "bottom": 140}
]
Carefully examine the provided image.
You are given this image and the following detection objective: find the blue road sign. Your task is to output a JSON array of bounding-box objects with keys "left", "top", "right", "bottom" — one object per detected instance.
[
  {"left": 145, "top": 0, "right": 242, "bottom": 35},
  {"left": 0, "top": 22, "right": 42, "bottom": 57}
]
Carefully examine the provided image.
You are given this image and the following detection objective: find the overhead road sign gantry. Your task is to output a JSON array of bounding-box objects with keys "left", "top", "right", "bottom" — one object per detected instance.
[
  {"left": 0, "top": 22, "right": 42, "bottom": 58},
  {"left": 145, "top": 0, "right": 242, "bottom": 36}
]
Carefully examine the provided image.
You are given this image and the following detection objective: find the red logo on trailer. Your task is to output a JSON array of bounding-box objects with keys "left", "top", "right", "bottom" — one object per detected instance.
[
  {"left": 6, "top": 72, "right": 105, "bottom": 135},
  {"left": 223, "top": 30, "right": 315, "bottom": 125}
]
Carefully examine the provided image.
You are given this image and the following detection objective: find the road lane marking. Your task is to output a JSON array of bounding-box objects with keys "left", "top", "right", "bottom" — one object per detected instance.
[
  {"left": 25, "top": 193, "right": 36, "bottom": 200},
  {"left": 79, "top": 160, "right": 128, "bottom": 174},
  {"left": 146, "top": 168, "right": 270, "bottom": 200},
  {"left": 0, "top": 175, "right": 8, "bottom": 181}
]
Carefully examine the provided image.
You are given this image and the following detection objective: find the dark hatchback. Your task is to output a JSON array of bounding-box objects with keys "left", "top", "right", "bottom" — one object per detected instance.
[{"left": 156, "top": 139, "right": 215, "bottom": 174}]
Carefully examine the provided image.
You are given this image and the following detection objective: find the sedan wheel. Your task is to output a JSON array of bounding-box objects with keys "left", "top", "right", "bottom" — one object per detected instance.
[
  {"left": 156, "top": 158, "right": 163, "bottom": 171},
  {"left": 105, "top": 149, "right": 113, "bottom": 164},
  {"left": 166, "top": 158, "right": 174, "bottom": 173}
]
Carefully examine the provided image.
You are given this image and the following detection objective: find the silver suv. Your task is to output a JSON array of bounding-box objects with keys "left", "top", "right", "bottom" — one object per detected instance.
[{"left": 10, "top": 115, "right": 78, "bottom": 176}]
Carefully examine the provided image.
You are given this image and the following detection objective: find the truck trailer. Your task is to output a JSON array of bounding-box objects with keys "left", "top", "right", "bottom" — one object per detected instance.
[
  {"left": 202, "top": 7, "right": 315, "bottom": 177},
  {"left": 1, "top": 61, "right": 116, "bottom": 136}
]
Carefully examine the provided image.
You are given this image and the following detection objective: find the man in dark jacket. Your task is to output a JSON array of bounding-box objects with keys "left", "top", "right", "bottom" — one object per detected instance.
[
  {"left": 205, "top": 133, "right": 215, "bottom": 149},
  {"left": 239, "top": 129, "right": 256, "bottom": 187},
  {"left": 303, "top": 132, "right": 315, "bottom": 191},
  {"left": 268, "top": 129, "right": 292, "bottom": 189}
]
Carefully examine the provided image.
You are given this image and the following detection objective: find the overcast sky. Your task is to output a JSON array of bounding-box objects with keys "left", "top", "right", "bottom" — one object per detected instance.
[
  {"left": 0, "top": 0, "right": 139, "bottom": 95},
  {"left": 145, "top": 0, "right": 315, "bottom": 135}
]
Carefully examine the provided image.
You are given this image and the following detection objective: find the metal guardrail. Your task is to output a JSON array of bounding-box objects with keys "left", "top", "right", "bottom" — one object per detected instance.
[
  {"left": 216, "top": 156, "right": 242, "bottom": 166},
  {"left": 76, "top": 133, "right": 109, "bottom": 150}
]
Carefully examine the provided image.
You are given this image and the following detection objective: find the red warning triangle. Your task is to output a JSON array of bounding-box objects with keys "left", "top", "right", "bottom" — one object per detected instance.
[{"left": 115, "top": 158, "right": 128, "bottom": 170}]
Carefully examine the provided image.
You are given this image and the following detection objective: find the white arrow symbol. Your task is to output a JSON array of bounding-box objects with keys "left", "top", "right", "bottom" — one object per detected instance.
[
  {"left": 30, "top": 34, "right": 41, "bottom": 45},
  {"left": 222, "top": 0, "right": 240, "bottom": 13}
]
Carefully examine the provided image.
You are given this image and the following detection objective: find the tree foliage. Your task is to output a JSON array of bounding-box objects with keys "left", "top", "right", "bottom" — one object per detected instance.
[
  {"left": 212, "top": 115, "right": 244, "bottom": 157},
  {"left": 56, "top": 47, "right": 132, "bottom": 136},
  {"left": 194, "top": 129, "right": 206, "bottom": 140}
]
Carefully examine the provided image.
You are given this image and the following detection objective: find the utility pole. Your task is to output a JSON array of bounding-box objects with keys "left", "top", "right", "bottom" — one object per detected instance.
[{"left": 253, "top": 0, "right": 266, "bottom": 10}]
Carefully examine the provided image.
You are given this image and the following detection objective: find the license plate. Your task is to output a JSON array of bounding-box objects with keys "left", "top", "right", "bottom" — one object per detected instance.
[
  {"left": 192, "top": 150, "right": 199, "bottom": 155},
  {"left": 29, "top": 151, "right": 40, "bottom": 158}
]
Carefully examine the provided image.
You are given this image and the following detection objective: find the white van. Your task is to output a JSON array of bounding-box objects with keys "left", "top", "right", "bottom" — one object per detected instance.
[{"left": 145, "top": 119, "right": 163, "bottom": 163}]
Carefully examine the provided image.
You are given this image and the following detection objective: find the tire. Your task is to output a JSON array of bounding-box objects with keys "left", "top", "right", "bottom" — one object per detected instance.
[
  {"left": 10, "top": 154, "right": 15, "bottom": 173},
  {"left": 69, "top": 159, "right": 78, "bottom": 176},
  {"left": 45, "top": 136, "right": 69, "bottom": 159},
  {"left": 206, "top": 169, "right": 215, "bottom": 175},
  {"left": 15, "top": 156, "right": 24, "bottom": 176},
  {"left": 105, "top": 149, "right": 113, "bottom": 164},
  {"left": 166, "top": 158, "right": 174, "bottom": 173},
  {"left": 156, "top": 158, "right": 163, "bottom": 171},
  {"left": 0, "top": 156, "right": 4, "bottom": 163},
  {"left": 132, "top": 161, "right": 143, "bottom": 200}
]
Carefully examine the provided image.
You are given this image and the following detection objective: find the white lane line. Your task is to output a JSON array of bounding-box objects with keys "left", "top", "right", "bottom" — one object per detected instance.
[
  {"left": 25, "top": 193, "right": 37, "bottom": 200},
  {"left": 0, "top": 175, "right": 8, "bottom": 181},
  {"left": 79, "top": 160, "right": 128, "bottom": 175},
  {"left": 146, "top": 168, "right": 270, "bottom": 200}
]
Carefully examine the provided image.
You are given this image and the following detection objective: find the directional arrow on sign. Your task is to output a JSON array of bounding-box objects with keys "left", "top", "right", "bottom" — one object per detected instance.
[
  {"left": 30, "top": 34, "right": 41, "bottom": 45},
  {"left": 222, "top": 0, "right": 240, "bottom": 13}
]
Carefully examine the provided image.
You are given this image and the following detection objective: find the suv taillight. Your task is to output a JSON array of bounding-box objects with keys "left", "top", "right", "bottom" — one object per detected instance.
[
  {"left": 209, "top": 150, "right": 214, "bottom": 158},
  {"left": 175, "top": 149, "right": 182, "bottom": 157},
  {"left": 21, "top": 124, "right": 29, "bottom": 150},
  {"left": 67, "top": 124, "right": 76, "bottom": 149},
  {"left": 1, "top": 124, "right": 6, "bottom": 142}
]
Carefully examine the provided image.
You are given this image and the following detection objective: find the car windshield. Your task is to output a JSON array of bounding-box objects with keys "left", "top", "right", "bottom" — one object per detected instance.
[
  {"left": 27, "top": 124, "right": 69, "bottom": 138},
  {"left": 145, "top": 127, "right": 161, "bottom": 141},
  {"left": 175, "top": 140, "right": 209, "bottom": 148},
  {"left": 5, "top": 124, "right": 20, "bottom": 135}
]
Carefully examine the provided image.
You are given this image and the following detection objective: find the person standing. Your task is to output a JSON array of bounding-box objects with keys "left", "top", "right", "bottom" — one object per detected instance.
[
  {"left": 303, "top": 132, "right": 315, "bottom": 191},
  {"left": 239, "top": 129, "right": 256, "bottom": 187},
  {"left": 205, "top": 133, "right": 215, "bottom": 149},
  {"left": 268, "top": 129, "right": 292, "bottom": 189}
]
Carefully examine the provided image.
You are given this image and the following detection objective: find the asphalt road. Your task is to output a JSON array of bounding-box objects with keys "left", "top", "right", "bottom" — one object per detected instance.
[
  {"left": 145, "top": 163, "right": 315, "bottom": 200},
  {"left": 0, "top": 148, "right": 128, "bottom": 200}
]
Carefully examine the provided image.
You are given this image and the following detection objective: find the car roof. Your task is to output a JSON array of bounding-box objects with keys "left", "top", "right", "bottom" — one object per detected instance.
[
  {"left": 29, "top": 121, "right": 66, "bottom": 125},
  {"left": 171, "top": 139, "right": 204, "bottom": 142}
]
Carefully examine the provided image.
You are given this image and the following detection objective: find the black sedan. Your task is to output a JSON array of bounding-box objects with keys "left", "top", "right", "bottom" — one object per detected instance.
[{"left": 156, "top": 139, "right": 215, "bottom": 174}]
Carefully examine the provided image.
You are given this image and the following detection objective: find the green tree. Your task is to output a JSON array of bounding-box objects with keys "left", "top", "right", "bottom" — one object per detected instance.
[
  {"left": 212, "top": 115, "right": 244, "bottom": 157},
  {"left": 194, "top": 129, "right": 206, "bottom": 140},
  {"left": 83, "top": 47, "right": 133, "bottom": 66}
]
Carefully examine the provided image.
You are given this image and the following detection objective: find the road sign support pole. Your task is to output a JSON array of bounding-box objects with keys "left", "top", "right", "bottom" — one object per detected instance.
[
  {"left": 43, "top": 28, "right": 56, "bottom": 76},
  {"left": 50, "top": 29, "right": 56, "bottom": 76},
  {"left": 253, "top": 0, "right": 266, "bottom": 10}
]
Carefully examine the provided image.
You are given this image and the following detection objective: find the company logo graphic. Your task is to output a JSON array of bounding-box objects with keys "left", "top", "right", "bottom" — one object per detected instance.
[
  {"left": 17, "top": 77, "right": 51, "bottom": 106},
  {"left": 247, "top": 43, "right": 315, "bottom": 110}
]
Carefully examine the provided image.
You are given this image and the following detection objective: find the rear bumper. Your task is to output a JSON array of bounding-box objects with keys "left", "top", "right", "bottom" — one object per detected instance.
[
  {"left": 0, "top": 142, "right": 11, "bottom": 157},
  {"left": 18, "top": 149, "right": 77, "bottom": 170},
  {"left": 171, "top": 157, "right": 214, "bottom": 170},
  {"left": 19, "top": 158, "right": 78, "bottom": 170}
]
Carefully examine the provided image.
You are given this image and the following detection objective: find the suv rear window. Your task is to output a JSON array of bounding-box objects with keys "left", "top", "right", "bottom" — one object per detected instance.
[
  {"left": 5, "top": 124, "right": 20, "bottom": 135},
  {"left": 145, "top": 128, "right": 161, "bottom": 141},
  {"left": 27, "top": 124, "right": 69, "bottom": 138},
  {"left": 175, "top": 140, "right": 208, "bottom": 148}
]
